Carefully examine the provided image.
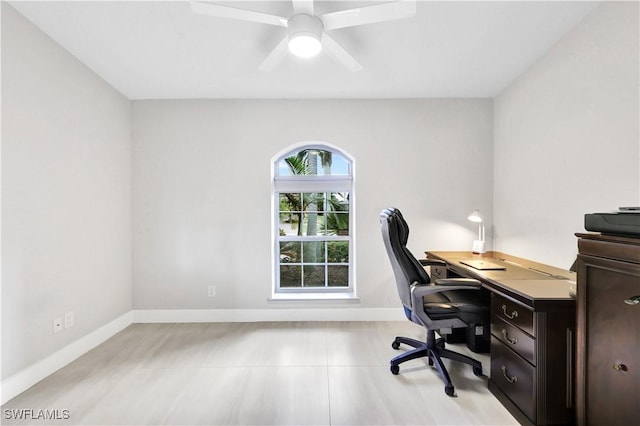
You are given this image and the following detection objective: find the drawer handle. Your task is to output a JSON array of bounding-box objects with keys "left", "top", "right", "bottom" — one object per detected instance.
[
  {"left": 624, "top": 295, "right": 640, "bottom": 305},
  {"left": 501, "top": 304, "right": 518, "bottom": 320},
  {"left": 501, "top": 329, "right": 518, "bottom": 345},
  {"left": 613, "top": 363, "right": 628, "bottom": 371},
  {"left": 501, "top": 366, "right": 518, "bottom": 383}
]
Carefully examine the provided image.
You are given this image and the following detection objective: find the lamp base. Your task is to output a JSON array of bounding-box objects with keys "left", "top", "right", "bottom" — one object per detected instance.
[{"left": 472, "top": 240, "right": 486, "bottom": 254}]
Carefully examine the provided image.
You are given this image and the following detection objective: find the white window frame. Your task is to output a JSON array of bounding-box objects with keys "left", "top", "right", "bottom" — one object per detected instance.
[{"left": 271, "top": 142, "right": 356, "bottom": 300}]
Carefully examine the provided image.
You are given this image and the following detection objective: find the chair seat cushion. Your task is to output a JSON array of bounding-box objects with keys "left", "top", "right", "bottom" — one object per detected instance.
[{"left": 423, "top": 290, "right": 489, "bottom": 322}]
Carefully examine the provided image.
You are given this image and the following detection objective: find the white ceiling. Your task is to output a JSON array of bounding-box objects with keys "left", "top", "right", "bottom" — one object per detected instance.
[{"left": 8, "top": 0, "right": 600, "bottom": 99}]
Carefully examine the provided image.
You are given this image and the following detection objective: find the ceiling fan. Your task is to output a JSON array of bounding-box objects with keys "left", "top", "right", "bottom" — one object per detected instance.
[{"left": 190, "top": 0, "right": 416, "bottom": 72}]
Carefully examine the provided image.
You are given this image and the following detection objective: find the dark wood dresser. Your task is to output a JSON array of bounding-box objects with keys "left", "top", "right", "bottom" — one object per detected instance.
[{"left": 576, "top": 233, "right": 640, "bottom": 425}]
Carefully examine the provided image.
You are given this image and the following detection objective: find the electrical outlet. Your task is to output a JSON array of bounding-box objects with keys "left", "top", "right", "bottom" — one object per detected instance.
[
  {"left": 208, "top": 285, "right": 216, "bottom": 297},
  {"left": 64, "top": 311, "right": 74, "bottom": 328},
  {"left": 53, "top": 318, "right": 63, "bottom": 334}
]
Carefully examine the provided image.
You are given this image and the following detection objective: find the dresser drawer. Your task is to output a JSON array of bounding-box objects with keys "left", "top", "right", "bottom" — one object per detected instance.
[
  {"left": 491, "top": 315, "right": 536, "bottom": 365},
  {"left": 492, "top": 293, "right": 534, "bottom": 336},
  {"left": 491, "top": 338, "right": 536, "bottom": 423}
]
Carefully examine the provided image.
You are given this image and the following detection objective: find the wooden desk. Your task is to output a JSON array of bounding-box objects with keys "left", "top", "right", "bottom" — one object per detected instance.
[{"left": 426, "top": 251, "right": 576, "bottom": 426}]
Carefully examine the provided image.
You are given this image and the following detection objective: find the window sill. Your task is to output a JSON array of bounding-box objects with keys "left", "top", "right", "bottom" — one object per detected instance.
[{"left": 269, "top": 292, "right": 360, "bottom": 302}]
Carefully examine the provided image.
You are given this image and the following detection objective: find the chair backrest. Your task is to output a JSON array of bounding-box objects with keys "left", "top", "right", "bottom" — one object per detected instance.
[{"left": 380, "top": 208, "right": 431, "bottom": 311}]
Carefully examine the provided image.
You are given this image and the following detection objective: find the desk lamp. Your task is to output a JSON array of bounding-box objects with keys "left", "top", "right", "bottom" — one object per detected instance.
[{"left": 467, "top": 209, "right": 486, "bottom": 254}]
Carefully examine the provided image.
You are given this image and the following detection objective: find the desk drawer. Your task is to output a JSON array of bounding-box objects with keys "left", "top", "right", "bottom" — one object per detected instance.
[
  {"left": 491, "top": 338, "right": 536, "bottom": 423},
  {"left": 492, "top": 293, "right": 534, "bottom": 336},
  {"left": 491, "top": 315, "right": 536, "bottom": 365}
]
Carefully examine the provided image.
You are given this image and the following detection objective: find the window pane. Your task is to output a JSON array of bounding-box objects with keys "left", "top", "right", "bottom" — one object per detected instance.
[
  {"left": 279, "top": 193, "right": 301, "bottom": 236},
  {"left": 278, "top": 149, "right": 349, "bottom": 176},
  {"left": 326, "top": 212, "right": 349, "bottom": 235},
  {"left": 326, "top": 192, "right": 349, "bottom": 235},
  {"left": 302, "top": 192, "right": 323, "bottom": 236},
  {"left": 327, "top": 241, "right": 349, "bottom": 263},
  {"left": 329, "top": 192, "right": 349, "bottom": 211},
  {"left": 303, "top": 265, "right": 325, "bottom": 287},
  {"left": 316, "top": 212, "right": 328, "bottom": 236},
  {"left": 280, "top": 241, "right": 301, "bottom": 263},
  {"left": 280, "top": 265, "right": 301, "bottom": 287},
  {"left": 327, "top": 154, "right": 349, "bottom": 176},
  {"left": 302, "top": 241, "right": 325, "bottom": 263},
  {"left": 310, "top": 193, "right": 325, "bottom": 236},
  {"left": 328, "top": 265, "right": 349, "bottom": 287},
  {"left": 314, "top": 193, "right": 327, "bottom": 211},
  {"left": 278, "top": 152, "right": 310, "bottom": 176}
]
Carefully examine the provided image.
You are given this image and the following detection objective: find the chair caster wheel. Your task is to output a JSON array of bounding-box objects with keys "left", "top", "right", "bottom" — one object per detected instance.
[
  {"left": 391, "top": 341, "right": 400, "bottom": 350},
  {"left": 390, "top": 364, "right": 400, "bottom": 375},
  {"left": 445, "top": 385, "right": 455, "bottom": 397},
  {"left": 473, "top": 366, "right": 483, "bottom": 376}
]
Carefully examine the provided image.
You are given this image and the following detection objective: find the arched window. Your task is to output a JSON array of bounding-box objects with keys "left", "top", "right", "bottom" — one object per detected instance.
[{"left": 272, "top": 143, "right": 355, "bottom": 297}]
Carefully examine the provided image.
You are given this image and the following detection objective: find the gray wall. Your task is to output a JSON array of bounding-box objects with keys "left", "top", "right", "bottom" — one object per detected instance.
[
  {"left": 493, "top": 1, "right": 640, "bottom": 268},
  {"left": 1, "top": 4, "right": 132, "bottom": 379},
  {"left": 131, "top": 99, "right": 494, "bottom": 310}
]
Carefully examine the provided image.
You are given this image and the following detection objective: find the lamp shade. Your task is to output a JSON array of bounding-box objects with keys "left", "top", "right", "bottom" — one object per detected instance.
[
  {"left": 467, "top": 209, "right": 483, "bottom": 223},
  {"left": 287, "top": 14, "right": 323, "bottom": 58}
]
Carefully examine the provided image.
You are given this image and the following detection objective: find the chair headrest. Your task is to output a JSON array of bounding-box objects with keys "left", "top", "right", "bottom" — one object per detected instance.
[
  {"left": 381, "top": 207, "right": 430, "bottom": 314},
  {"left": 381, "top": 208, "right": 409, "bottom": 246},
  {"left": 393, "top": 209, "right": 410, "bottom": 246}
]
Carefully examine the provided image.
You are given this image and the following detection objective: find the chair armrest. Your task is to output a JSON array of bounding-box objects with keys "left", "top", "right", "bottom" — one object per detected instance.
[
  {"left": 410, "top": 279, "right": 483, "bottom": 308},
  {"left": 434, "top": 278, "right": 482, "bottom": 288},
  {"left": 419, "top": 258, "right": 446, "bottom": 267}
]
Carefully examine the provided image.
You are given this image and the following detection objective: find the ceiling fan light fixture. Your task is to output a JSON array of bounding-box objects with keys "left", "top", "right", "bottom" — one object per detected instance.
[
  {"left": 287, "top": 14, "right": 323, "bottom": 58},
  {"left": 288, "top": 35, "right": 321, "bottom": 58}
]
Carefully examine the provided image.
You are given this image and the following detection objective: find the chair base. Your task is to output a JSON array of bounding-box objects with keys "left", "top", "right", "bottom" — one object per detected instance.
[{"left": 390, "top": 330, "right": 483, "bottom": 397}]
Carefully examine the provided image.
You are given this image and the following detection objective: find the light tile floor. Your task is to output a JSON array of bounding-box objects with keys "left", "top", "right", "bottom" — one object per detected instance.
[{"left": 2, "top": 322, "right": 518, "bottom": 425}]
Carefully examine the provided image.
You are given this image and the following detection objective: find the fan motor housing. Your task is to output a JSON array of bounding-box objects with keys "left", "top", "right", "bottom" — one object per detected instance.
[{"left": 287, "top": 13, "right": 323, "bottom": 41}]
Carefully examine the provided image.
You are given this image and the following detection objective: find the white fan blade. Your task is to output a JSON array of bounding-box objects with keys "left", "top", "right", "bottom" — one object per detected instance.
[
  {"left": 321, "top": 0, "right": 416, "bottom": 31},
  {"left": 258, "top": 37, "right": 290, "bottom": 71},
  {"left": 191, "top": 1, "right": 287, "bottom": 27},
  {"left": 292, "top": 0, "right": 313, "bottom": 15},
  {"left": 322, "top": 33, "right": 363, "bottom": 72}
]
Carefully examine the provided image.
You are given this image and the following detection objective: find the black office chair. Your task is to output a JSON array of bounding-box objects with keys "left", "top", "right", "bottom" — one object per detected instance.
[{"left": 380, "top": 207, "right": 489, "bottom": 396}]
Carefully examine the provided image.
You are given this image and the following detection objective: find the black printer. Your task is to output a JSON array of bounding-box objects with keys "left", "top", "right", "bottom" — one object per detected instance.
[{"left": 585, "top": 207, "right": 640, "bottom": 237}]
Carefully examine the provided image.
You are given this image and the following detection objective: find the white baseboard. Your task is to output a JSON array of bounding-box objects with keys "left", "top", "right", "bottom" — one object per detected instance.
[
  {"left": 133, "top": 308, "right": 405, "bottom": 323},
  {"left": 0, "top": 311, "right": 133, "bottom": 405},
  {"left": 1, "top": 307, "right": 404, "bottom": 405}
]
